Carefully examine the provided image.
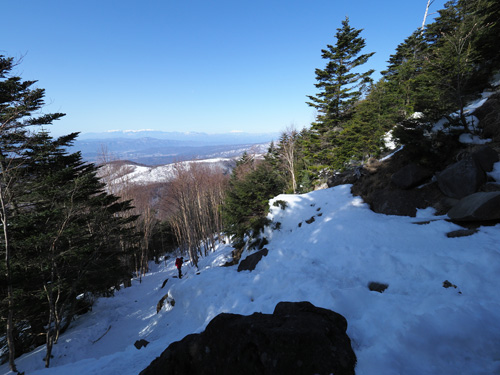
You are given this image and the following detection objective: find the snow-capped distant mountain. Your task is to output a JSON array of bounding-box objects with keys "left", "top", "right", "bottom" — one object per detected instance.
[
  {"left": 71, "top": 131, "right": 276, "bottom": 165},
  {"left": 77, "top": 130, "right": 279, "bottom": 144}
]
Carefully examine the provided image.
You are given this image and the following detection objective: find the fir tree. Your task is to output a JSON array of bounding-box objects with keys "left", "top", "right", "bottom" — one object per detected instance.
[
  {"left": 0, "top": 55, "right": 137, "bottom": 368},
  {"left": 222, "top": 154, "right": 285, "bottom": 249},
  {"left": 0, "top": 55, "right": 64, "bottom": 372},
  {"left": 305, "top": 17, "right": 374, "bottom": 170}
]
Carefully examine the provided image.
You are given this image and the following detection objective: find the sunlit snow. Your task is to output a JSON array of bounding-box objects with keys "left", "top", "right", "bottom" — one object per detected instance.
[{"left": 3, "top": 182, "right": 500, "bottom": 375}]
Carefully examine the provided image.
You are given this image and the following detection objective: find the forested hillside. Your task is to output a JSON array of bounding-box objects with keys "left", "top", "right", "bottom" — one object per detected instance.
[
  {"left": 1, "top": 0, "right": 500, "bottom": 373},
  {"left": 222, "top": 0, "right": 500, "bottom": 251}
]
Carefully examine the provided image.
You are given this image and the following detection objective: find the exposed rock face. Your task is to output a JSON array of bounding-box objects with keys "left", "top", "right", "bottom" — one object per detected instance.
[
  {"left": 140, "top": 301, "right": 357, "bottom": 375},
  {"left": 391, "top": 163, "right": 432, "bottom": 189},
  {"left": 237, "top": 248, "right": 269, "bottom": 272},
  {"left": 447, "top": 191, "right": 500, "bottom": 221}
]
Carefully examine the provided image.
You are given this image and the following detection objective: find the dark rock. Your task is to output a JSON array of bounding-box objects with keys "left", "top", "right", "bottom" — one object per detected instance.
[
  {"left": 434, "top": 197, "right": 460, "bottom": 214},
  {"left": 443, "top": 280, "right": 457, "bottom": 289},
  {"left": 237, "top": 248, "right": 269, "bottom": 272},
  {"left": 474, "top": 92, "right": 500, "bottom": 141},
  {"left": 437, "top": 157, "right": 486, "bottom": 199},
  {"left": 305, "top": 216, "right": 315, "bottom": 224},
  {"left": 471, "top": 146, "right": 499, "bottom": 173},
  {"left": 413, "top": 220, "right": 432, "bottom": 225},
  {"left": 134, "top": 339, "right": 150, "bottom": 349},
  {"left": 161, "top": 278, "right": 169, "bottom": 289},
  {"left": 446, "top": 228, "right": 478, "bottom": 238},
  {"left": 447, "top": 191, "right": 500, "bottom": 221},
  {"left": 368, "top": 282, "right": 389, "bottom": 293},
  {"left": 140, "top": 301, "right": 356, "bottom": 375},
  {"left": 391, "top": 163, "right": 432, "bottom": 189},
  {"left": 327, "top": 171, "right": 360, "bottom": 187},
  {"left": 370, "top": 189, "right": 422, "bottom": 217}
]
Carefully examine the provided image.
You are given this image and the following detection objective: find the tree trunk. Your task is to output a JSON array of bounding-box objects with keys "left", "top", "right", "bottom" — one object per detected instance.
[
  {"left": 1, "top": 189, "right": 17, "bottom": 373},
  {"left": 421, "top": 0, "right": 434, "bottom": 31}
]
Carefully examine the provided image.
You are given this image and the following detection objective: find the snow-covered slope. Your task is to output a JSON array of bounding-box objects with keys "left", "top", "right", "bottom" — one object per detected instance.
[
  {"left": 99, "top": 157, "right": 236, "bottom": 186},
  {"left": 2, "top": 185, "right": 500, "bottom": 375}
]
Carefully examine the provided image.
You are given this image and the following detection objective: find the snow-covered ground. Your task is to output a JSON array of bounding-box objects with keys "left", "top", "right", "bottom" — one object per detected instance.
[{"left": 2, "top": 184, "right": 500, "bottom": 375}]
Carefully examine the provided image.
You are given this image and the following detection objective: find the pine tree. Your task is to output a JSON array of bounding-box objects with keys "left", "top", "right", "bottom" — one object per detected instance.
[{"left": 305, "top": 17, "right": 375, "bottom": 170}]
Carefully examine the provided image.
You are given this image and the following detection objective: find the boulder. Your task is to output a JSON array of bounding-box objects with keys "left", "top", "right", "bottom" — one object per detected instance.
[
  {"left": 471, "top": 145, "right": 499, "bottom": 173},
  {"left": 437, "top": 157, "right": 486, "bottom": 199},
  {"left": 368, "top": 282, "right": 389, "bottom": 293},
  {"left": 447, "top": 191, "right": 500, "bottom": 221},
  {"left": 237, "top": 248, "right": 268, "bottom": 272},
  {"left": 391, "top": 163, "right": 432, "bottom": 189},
  {"left": 139, "top": 301, "right": 356, "bottom": 375},
  {"left": 134, "top": 339, "right": 149, "bottom": 350},
  {"left": 370, "top": 189, "right": 422, "bottom": 217}
]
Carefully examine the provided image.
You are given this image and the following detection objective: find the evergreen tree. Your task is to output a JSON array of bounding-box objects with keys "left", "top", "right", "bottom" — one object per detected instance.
[
  {"left": 332, "top": 81, "right": 398, "bottom": 169},
  {"left": 382, "top": 31, "right": 435, "bottom": 116},
  {"left": 4, "top": 131, "right": 137, "bottom": 367},
  {"left": 305, "top": 17, "right": 374, "bottom": 169},
  {"left": 423, "top": 0, "right": 485, "bottom": 128},
  {"left": 222, "top": 154, "right": 285, "bottom": 249},
  {"left": 0, "top": 55, "right": 137, "bottom": 368},
  {"left": 0, "top": 55, "right": 64, "bottom": 372}
]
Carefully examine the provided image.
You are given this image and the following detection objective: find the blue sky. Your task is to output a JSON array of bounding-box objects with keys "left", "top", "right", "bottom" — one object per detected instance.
[{"left": 1, "top": 0, "right": 446, "bottom": 137}]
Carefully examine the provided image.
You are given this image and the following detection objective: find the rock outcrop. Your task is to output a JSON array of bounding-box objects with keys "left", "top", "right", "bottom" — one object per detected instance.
[
  {"left": 140, "top": 301, "right": 357, "bottom": 375},
  {"left": 237, "top": 248, "right": 269, "bottom": 272},
  {"left": 343, "top": 88, "right": 500, "bottom": 221}
]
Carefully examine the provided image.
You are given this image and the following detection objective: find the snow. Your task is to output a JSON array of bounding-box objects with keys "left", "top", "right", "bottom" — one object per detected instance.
[
  {"left": 383, "top": 130, "right": 397, "bottom": 150},
  {"left": 3, "top": 184, "right": 500, "bottom": 375},
  {"left": 458, "top": 133, "right": 491, "bottom": 144},
  {"left": 100, "top": 158, "right": 235, "bottom": 186},
  {"left": 430, "top": 88, "right": 498, "bottom": 144}
]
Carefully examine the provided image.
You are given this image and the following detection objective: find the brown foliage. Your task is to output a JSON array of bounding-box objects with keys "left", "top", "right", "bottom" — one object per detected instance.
[{"left": 162, "top": 162, "right": 229, "bottom": 267}]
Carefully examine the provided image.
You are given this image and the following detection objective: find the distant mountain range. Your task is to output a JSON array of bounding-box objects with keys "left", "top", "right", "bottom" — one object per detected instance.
[{"left": 70, "top": 130, "right": 279, "bottom": 165}]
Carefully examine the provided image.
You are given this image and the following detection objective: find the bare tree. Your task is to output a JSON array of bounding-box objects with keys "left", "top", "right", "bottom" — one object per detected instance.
[
  {"left": 0, "top": 157, "right": 22, "bottom": 373},
  {"left": 163, "top": 161, "right": 228, "bottom": 267},
  {"left": 421, "top": 0, "right": 435, "bottom": 32},
  {"left": 278, "top": 125, "right": 299, "bottom": 193}
]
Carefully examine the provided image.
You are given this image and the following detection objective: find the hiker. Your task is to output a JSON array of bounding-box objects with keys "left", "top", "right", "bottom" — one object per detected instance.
[{"left": 175, "top": 257, "right": 184, "bottom": 278}]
